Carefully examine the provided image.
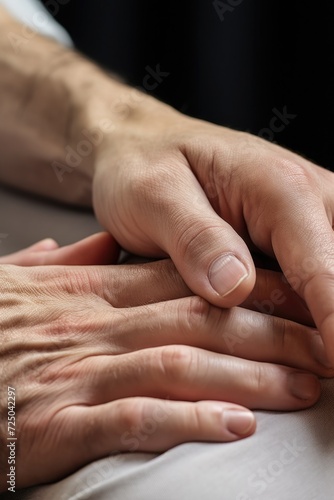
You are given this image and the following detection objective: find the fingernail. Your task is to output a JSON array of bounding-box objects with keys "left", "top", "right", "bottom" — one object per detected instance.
[
  {"left": 38, "top": 238, "right": 57, "bottom": 250},
  {"left": 223, "top": 410, "right": 255, "bottom": 436},
  {"left": 209, "top": 254, "right": 248, "bottom": 296},
  {"left": 288, "top": 372, "right": 320, "bottom": 400}
]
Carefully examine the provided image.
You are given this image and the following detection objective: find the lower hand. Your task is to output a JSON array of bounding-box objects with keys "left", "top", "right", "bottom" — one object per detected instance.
[{"left": 1, "top": 238, "right": 332, "bottom": 490}]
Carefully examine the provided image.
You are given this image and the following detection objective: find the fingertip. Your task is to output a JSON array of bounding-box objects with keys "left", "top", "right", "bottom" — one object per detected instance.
[
  {"left": 30, "top": 238, "right": 59, "bottom": 251},
  {"left": 222, "top": 408, "right": 256, "bottom": 438},
  {"left": 198, "top": 402, "right": 256, "bottom": 442},
  {"left": 288, "top": 372, "right": 321, "bottom": 405},
  {"left": 208, "top": 253, "right": 256, "bottom": 307},
  {"left": 23, "top": 233, "right": 120, "bottom": 266}
]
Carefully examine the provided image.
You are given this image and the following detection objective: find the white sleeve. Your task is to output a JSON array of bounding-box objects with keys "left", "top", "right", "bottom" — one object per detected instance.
[{"left": 0, "top": 0, "right": 73, "bottom": 46}]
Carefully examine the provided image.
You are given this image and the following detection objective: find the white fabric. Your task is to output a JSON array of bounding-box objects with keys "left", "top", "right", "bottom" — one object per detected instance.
[
  {"left": 0, "top": 0, "right": 72, "bottom": 46},
  {"left": 0, "top": 185, "right": 334, "bottom": 500}
]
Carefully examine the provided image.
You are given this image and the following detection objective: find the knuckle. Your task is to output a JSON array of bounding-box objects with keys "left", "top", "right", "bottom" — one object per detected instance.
[
  {"left": 191, "top": 402, "right": 205, "bottom": 432},
  {"left": 175, "top": 223, "right": 223, "bottom": 261},
  {"left": 158, "top": 344, "right": 197, "bottom": 382},
  {"left": 76, "top": 409, "right": 104, "bottom": 458},
  {"left": 273, "top": 157, "right": 317, "bottom": 192},
  {"left": 180, "top": 296, "right": 212, "bottom": 332},
  {"left": 115, "top": 398, "right": 147, "bottom": 430},
  {"left": 271, "top": 316, "right": 288, "bottom": 350},
  {"left": 253, "top": 362, "right": 267, "bottom": 393}
]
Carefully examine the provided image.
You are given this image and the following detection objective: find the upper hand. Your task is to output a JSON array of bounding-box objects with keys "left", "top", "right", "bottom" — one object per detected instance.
[{"left": 92, "top": 106, "right": 334, "bottom": 360}]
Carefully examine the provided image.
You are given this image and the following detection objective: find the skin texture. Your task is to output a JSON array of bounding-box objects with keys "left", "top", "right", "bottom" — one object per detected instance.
[
  {"left": 92, "top": 113, "right": 334, "bottom": 365},
  {"left": 0, "top": 236, "right": 333, "bottom": 491},
  {"left": 0, "top": 5, "right": 334, "bottom": 492},
  {"left": 1, "top": 8, "right": 334, "bottom": 361}
]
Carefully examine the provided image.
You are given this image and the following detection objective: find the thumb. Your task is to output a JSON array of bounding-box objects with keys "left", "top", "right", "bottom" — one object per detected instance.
[
  {"left": 169, "top": 213, "right": 255, "bottom": 307},
  {"left": 141, "top": 170, "right": 255, "bottom": 307}
]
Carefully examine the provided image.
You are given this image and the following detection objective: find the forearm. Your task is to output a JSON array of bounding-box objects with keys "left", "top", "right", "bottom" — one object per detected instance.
[{"left": 0, "top": 7, "right": 167, "bottom": 206}]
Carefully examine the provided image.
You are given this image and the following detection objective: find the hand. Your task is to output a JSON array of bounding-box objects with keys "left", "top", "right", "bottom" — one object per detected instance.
[
  {"left": 0, "top": 5, "right": 332, "bottom": 358},
  {"left": 0, "top": 9, "right": 332, "bottom": 359},
  {"left": 92, "top": 103, "right": 334, "bottom": 360},
  {"left": 0, "top": 232, "right": 119, "bottom": 266},
  {"left": 1, "top": 245, "right": 332, "bottom": 491}
]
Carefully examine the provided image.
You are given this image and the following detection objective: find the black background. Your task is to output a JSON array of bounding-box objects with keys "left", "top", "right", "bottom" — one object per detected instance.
[{"left": 41, "top": 0, "right": 334, "bottom": 171}]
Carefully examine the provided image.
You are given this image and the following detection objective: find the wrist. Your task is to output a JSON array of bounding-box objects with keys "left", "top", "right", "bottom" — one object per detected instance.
[
  {"left": 79, "top": 79, "right": 180, "bottom": 173},
  {"left": 0, "top": 11, "right": 94, "bottom": 205},
  {"left": 0, "top": 7, "right": 183, "bottom": 206}
]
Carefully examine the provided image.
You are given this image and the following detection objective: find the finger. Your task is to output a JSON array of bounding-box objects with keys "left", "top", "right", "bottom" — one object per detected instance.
[
  {"left": 268, "top": 189, "right": 334, "bottom": 362},
  {"left": 24, "top": 399, "right": 255, "bottom": 488},
  {"left": 97, "top": 160, "right": 256, "bottom": 308},
  {"left": 244, "top": 157, "right": 334, "bottom": 362},
  {"left": 82, "top": 347, "right": 321, "bottom": 411},
  {"left": 70, "top": 398, "right": 256, "bottom": 460},
  {"left": 0, "top": 233, "right": 119, "bottom": 266},
  {"left": 37, "top": 232, "right": 120, "bottom": 265},
  {"left": 93, "top": 297, "right": 332, "bottom": 377},
  {"left": 89, "top": 259, "right": 191, "bottom": 307},
  {"left": 157, "top": 170, "right": 256, "bottom": 307},
  {"left": 241, "top": 268, "right": 314, "bottom": 326},
  {"left": 26, "top": 238, "right": 59, "bottom": 251},
  {"left": 0, "top": 238, "right": 58, "bottom": 264},
  {"left": 91, "top": 260, "right": 313, "bottom": 325}
]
